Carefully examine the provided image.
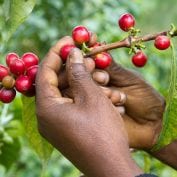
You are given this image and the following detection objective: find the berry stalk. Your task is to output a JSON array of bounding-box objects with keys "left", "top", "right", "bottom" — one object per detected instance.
[{"left": 84, "top": 30, "right": 177, "bottom": 57}]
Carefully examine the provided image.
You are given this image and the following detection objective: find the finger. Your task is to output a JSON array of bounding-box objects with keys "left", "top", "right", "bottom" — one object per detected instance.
[
  {"left": 99, "top": 86, "right": 112, "bottom": 98},
  {"left": 115, "top": 106, "right": 125, "bottom": 115},
  {"left": 58, "top": 57, "right": 95, "bottom": 90},
  {"left": 88, "top": 32, "right": 97, "bottom": 47},
  {"left": 110, "top": 89, "right": 127, "bottom": 106},
  {"left": 66, "top": 48, "right": 97, "bottom": 103},
  {"left": 36, "top": 36, "right": 74, "bottom": 100},
  {"left": 106, "top": 59, "right": 143, "bottom": 87},
  {"left": 99, "top": 86, "right": 127, "bottom": 105},
  {"left": 92, "top": 70, "right": 110, "bottom": 86}
]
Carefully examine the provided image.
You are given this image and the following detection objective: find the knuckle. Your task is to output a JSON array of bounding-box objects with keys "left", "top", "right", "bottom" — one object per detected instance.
[{"left": 72, "top": 65, "right": 91, "bottom": 82}]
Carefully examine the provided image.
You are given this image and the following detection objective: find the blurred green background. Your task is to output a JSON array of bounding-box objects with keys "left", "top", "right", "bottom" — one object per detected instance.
[{"left": 0, "top": 0, "right": 177, "bottom": 176}]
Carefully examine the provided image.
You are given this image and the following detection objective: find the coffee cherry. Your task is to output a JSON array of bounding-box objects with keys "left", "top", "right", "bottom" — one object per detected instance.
[
  {"left": 9, "top": 59, "right": 25, "bottom": 76},
  {"left": 0, "top": 65, "right": 9, "bottom": 81},
  {"left": 154, "top": 35, "right": 171, "bottom": 50},
  {"left": 132, "top": 51, "right": 147, "bottom": 67},
  {"left": 0, "top": 88, "right": 16, "bottom": 103},
  {"left": 72, "top": 26, "right": 90, "bottom": 44},
  {"left": 15, "top": 75, "right": 32, "bottom": 93},
  {"left": 94, "top": 52, "right": 112, "bottom": 69},
  {"left": 118, "top": 13, "right": 135, "bottom": 32},
  {"left": 23, "top": 84, "right": 35, "bottom": 97},
  {"left": 60, "top": 45, "right": 76, "bottom": 62},
  {"left": 6, "top": 52, "right": 19, "bottom": 66},
  {"left": 26, "top": 65, "right": 38, "bottom": 83},
  {"left": 22, "top": 52, "right": 39, "bottom": 69},
  {"left": 2, "top": 76, "right": 15, "bottom": 89}
]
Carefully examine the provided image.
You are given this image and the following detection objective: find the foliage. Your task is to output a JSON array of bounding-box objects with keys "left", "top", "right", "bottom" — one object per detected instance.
[{"left": 0, "top": 0, "right": 177, "bottom": 176}]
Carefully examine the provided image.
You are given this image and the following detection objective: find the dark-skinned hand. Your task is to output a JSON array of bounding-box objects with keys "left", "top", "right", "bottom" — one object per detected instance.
[
  {"left": 94, "top": 60, "right": 165, "bottom": 149},
  {"left": 35, "top": 37, "right": 142, "bottom": 177}
]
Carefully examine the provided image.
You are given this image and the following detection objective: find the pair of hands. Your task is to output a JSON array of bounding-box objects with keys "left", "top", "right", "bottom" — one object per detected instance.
[{"left": 35, "top": 36, "right": 165, "bottom": 177}]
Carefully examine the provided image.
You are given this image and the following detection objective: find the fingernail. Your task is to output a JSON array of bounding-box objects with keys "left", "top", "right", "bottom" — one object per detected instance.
[
  {"left": 120, "top": 92, "right": 127, "bottom": 104},
  {"left": 69, "top": 48, "right": 84, "bottom": 64}
]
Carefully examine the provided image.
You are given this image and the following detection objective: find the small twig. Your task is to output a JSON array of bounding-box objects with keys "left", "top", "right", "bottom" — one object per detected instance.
[{"left": 84, "top": 30, "right": 176, "bottom": 57}]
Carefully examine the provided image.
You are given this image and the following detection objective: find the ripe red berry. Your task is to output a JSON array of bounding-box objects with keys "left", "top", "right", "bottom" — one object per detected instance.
[
  {"left": 0, "top": 88, "right": 16, "bottom": 103},
  {"left": 94, "top": 52, "right": 112, "bottom": 69},
  {"left": 6, "top": 52, "right": 19, "bottom": 66},
  {"left": 154, "top": 35, "right": 171, "bottom": 50},
  {"left": 9, "top": 59, "right": 25, "bottom": 76},
  {"left": 60, "top": 45, "right": 76, "bottom": 62},
  {"left": 22, "top": 52, "right": 39, "bottom": 69},
  {"left": 15, "top": 75, "right": 32, "bottom": 93},
  {"left": 23, "top": 84, "right": 36, "bottom": 97},
  {"left": 0, "top": 65, "right": 9, "bottom": 81},
  {"left": 72, "top": 26, "right": 90, "bottom": 44},
  {"left": 2, "top": 76, "right": 15, "bottom": 89},
  {"left": 132, "top": 51, "right": 147, "bottom": 67},
  {"left": 118, "top": 13, "right": 135, "bottom": 32},
  {"left": 26, "top": 65, "right": 38, "bottom": 83}
]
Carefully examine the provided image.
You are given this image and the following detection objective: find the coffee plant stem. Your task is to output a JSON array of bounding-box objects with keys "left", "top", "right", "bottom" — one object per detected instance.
[{"left": 85, "top": 30, "right": 177, "bottom": 57}]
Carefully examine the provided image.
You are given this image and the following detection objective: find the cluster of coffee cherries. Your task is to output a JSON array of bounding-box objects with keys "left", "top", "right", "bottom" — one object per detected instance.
[
  {"left": 0, "top": 52, "right": 39, "bottom": 103},
  {"left": 118, "top": 13, "right": 171, "bottom": 67},
  {"left": 60, "top": 26, "right": 112, "bottom": 69}
]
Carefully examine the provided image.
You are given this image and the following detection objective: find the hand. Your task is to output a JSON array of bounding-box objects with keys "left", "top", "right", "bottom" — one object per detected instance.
[
  {"left": 94, "top": 60, "right": 165, "bottom": 149},
  {"left": 35, "top": 37, "right": 142, "bottom": 177}
]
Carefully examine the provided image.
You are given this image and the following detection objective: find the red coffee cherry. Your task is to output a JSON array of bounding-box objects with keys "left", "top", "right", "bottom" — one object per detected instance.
[
  {"left": 6, "top": 52, "right": 19, "bottom": 66},
  {"left": 2, "top": 75, "right": 15, "bottom": 89},
  {"left": 118, "top": 13, "right": 135, "bottom": 32},
  {"left": 0, "top": 88, "right": 16, "bottom": 103},
  {"left": 15, "top": 75, "right": 32, "bottom": 93},
  {"left": 94, "top": 52, "right": 112, "bottom": 69},
  {"left": 9, "top": 59, "right": 25, "bottom": 76},
  {"left": 23, "top": 84, "right": 36, "bottom": 97},
  {"left": 60, "top": 44, "right": 76, "bottom": 62},
  {"left": 72, "top": 26, "right": 90, "bottom": 44},
  {"left": 22, "top": 52, "right": 39, "bottom": 69},
  {"left": 132, "top": 51, "right": 147, "bottom": 67},
  {"left": 154, "top": 35, "right": 171, "bottom": 50},
  {"left": 0, "top": 65, "right": 9, "bottom": 81},
  {"left": 26, "top": 65, "right": 39, "bottom": 83}
]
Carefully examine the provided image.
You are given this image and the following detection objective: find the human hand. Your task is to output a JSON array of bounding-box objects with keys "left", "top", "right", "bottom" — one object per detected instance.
[
  {"left": 35, "top": 37, "right": 142, "bottom": 177},
  {"left": 94, "top": 60, "right": 165, "bottom": 149}
]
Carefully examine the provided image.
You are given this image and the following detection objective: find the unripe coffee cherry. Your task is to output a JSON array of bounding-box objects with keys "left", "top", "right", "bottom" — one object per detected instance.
[
  {"left": 6, "top": 52, "right": 19, "bottom": 66},
  {"left": 0, "top": 65, "right": 9, "bottom": 81},
  {"left": 0, "top": 88, "right": 16, "bottom": 103},
  {"left": 26, "top": 65, "right": 39, "bottom": 83},
  {"left": 72, "top": 26, "right": 90, "bottom": 44},
  {"left": 22, "top": 52, "right": 39, "bottom": 69},
  {"left": 60, "top": 45, "right": 76, "bottom": 62},
  {"left": 9, "top": 59, "right": 25, "bottom": 76},
  {"left": 132, "top": 51, "right": 147, "bottom": 67},
  {"left": 154, "top": 35, "right": 171, "bottom": 50},
  {"left": 15, "top": 75, "right": 32, "bottom": 93},
  {"left": 2, "top": 76, "right": 15, "bottom": 89},
  {"left": 118, "top": 13, "right": 135, "bottom": 32},
  {"left": 94, "top": 52, "right": 112, "bottom": 69}
]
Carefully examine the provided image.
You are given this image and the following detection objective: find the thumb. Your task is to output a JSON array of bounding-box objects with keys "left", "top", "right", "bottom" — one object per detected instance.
[{"left": 66, "top": 48, "right": 97, "bottom": 102}]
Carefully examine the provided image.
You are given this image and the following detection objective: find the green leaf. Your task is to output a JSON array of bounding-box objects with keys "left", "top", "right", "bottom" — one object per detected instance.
[
  {"left": 5, "top": 0, "right": 36, "bottom": 42},
  {"left": 0, "top": 138, "right": 21, "bottom": 169},
  {"left": 153, "top": 43, "right": 177, "bottom": 150},
  {"left": 22, "top": 96, "right": 53, "bottom": 162}
]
